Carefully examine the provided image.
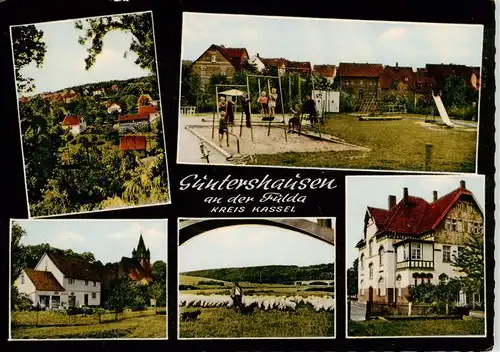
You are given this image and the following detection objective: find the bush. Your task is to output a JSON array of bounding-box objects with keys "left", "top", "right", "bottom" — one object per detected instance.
[
  {"left": 197, "top": 280, "right": 225, "bottom": 286},
  {"left": 179, "top": 285, "right": 198, "bottom": 290},
  {"left": 66, "top": 306, "right": 85, "bottom": 315},
  {"left": 447, "top": 105, "right": 478, "bottom": 120}
]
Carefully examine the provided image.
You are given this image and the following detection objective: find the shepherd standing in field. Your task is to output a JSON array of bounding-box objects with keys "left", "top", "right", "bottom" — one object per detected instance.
[{"left": 230, "top": 282, "right": 243, "bottom": 312}]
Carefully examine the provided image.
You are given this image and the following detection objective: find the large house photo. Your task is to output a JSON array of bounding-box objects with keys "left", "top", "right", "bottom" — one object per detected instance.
[
  {"left": 354, "top": 179, "right": 484, "bottom": 305},
  {"left": 14, "top": 233, "right": 156, "bottom": 310}
]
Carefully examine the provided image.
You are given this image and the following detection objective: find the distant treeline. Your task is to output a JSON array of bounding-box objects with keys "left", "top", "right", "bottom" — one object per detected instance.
[{"left": 181, "top": 263, "right": 334, "bottom": 284}]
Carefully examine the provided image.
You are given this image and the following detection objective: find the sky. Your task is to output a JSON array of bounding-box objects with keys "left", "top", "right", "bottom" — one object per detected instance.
[
  {"left": 345, "top": 175, "right": 486, "bottom": 266},
  {"left": 182, "top": 13, "right": 484, "bottom": 69},
  {"left": 178, "top": 218, "right": 335, "bottom": 272},
  {"left": 12, "top": 219, "right": 167, "bottom": 264},
  {"left": 13, "top": 11, "right": 152, "bottom": 96}
]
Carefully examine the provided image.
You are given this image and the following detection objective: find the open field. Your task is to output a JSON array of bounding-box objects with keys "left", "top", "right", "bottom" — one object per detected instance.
[
  {"left": 178, "top": 275, "right": 334, "bottom": 338},
  {"left": 180, "top": 306, "right": 334, "bottom": 338},
  {"left": 252, "top": 114, "right": 477, "bottom": 172},
  {"left": 179, "top": 275, "right": 334, "bottom": 297},
  {"left": 348, "top": 318, "right": 485, "bottom": 337},
  {"left": 11, "top": 308, "right": 165, "bottom": 326},
  {"left": 11, "top": 315, "right": 167, "bottom": 339}
]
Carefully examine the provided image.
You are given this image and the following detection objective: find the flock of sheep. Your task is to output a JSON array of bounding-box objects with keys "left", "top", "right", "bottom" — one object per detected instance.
[{"left": 179, "top": 293, "right": 335, "bottom": 312}]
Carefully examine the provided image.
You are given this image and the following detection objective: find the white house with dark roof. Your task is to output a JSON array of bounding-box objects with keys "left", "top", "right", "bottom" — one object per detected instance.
[{"left": 14, "top": 253, "right": 101, "bottom": 309}]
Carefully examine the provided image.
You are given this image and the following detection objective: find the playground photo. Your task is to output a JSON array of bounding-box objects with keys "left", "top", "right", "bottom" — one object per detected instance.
[
  {"left": 177, "top": 218, "right": 335, "bottom": 339},
  {"left": 345, "top": 175, "right": 486, "bottom": 337},
  {"left": 178, "top": 13, "right": 483, "bottom": 172}
]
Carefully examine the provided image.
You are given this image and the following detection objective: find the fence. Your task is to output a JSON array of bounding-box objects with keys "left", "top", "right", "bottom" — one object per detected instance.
[
  {"left": 348, "top": 300, "right": 460, "bottom": 320},
  {"left": 11, "top": 308, "right": 167, "bottom": 327},
  {"left": 181, "top": 106, "right": 196, "bottom": 115}
]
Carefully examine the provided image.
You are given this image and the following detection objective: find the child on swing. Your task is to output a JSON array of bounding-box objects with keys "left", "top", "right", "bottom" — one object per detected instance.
[{"left": 218, "top": 111, "right": 228, "bottom": 147}]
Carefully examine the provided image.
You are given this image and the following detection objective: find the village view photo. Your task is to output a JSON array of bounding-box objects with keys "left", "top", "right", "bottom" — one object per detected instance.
[
  {"left": 178, "top": 218, "right": 335, "bottom": 338},
  {"left": 345, "top": 175, "right": 486, "bottom": 337},
  {"left": 9, "top": 219, "right": 168, "bottom": 340},
  {"left": 178, "top": 13, "right": 482, "bottom": 172},
  {"left": 11, "top": 11, "right": 169, "bottom": 218}
]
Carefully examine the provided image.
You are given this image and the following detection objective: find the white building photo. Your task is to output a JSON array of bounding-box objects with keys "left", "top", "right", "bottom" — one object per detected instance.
[
  {"left": 356, "top": 179, "right": 484, "bottom": 304},
  {"left": 15, "top": 253, "right": 101, "bottom": 309}
]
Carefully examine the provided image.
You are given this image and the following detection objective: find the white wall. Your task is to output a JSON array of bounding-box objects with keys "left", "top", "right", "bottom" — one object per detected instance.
[
  {"left": 35, "top": 254, "right": 65, "bottom": 287},
  {"left": 432, "top": 242, "right": 466, "bottom": 284},
  {"left": 14, "top": 270, "right": 37, "bottom": 296},
  {"left": 249, "top": 56, "right": 266, "bottom": 72}
]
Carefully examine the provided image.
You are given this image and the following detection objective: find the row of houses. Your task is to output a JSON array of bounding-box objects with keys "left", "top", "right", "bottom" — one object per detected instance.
[
  {"left": 188, "top": 44, "right": 481, "bottom": 101},
  {"left": 61, "top": 94, "right": 160, "bottom": 154},
  {"left": 15, "top": 234, "right": 155, "bottom": 309},
  {"left": 19, "top": 85, "right": 122, "bottom": 104}
]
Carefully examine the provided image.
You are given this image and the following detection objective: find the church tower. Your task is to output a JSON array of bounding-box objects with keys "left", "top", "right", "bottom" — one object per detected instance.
[{"left": 132, "top": 231, "right": 152, "bottom": 273}]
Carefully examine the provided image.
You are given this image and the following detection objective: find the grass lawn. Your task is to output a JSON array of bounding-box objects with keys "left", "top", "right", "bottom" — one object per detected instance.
[
  {"left": 348, "top": 318, "right": 485, "bottom": 337},
  {"left": 180, "top": 307, "right": 334, "bottom": 338},
  {"left": 251, "top": 114, "right": 477, "bottom": 172},
  {"left": 11, "top": 315, "right": 167, "bottom": 339}
]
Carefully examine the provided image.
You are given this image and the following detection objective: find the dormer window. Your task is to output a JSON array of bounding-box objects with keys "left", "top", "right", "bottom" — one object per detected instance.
[{"left": 211, "top": 54, "right": 217, "bottom": 63}]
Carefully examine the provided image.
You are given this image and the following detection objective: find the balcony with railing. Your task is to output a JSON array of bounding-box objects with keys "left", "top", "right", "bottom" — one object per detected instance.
[{"left": 396, "top": 259, "right": 434, "bottom": 270}]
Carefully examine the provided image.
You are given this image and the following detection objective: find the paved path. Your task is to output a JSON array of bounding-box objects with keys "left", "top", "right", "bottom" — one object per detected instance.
[
  {"left": 177, "top": 115, "right": 231, "bottom": 165},
  {"left": 349, "top": 301, "right": 367, "bottom": 321}
]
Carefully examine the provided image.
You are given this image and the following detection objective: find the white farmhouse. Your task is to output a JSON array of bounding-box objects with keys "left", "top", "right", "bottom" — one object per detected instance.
[
  {"left": 356, "top": 180, "right": 484, "bottom": 305},
  {"left": 107, "top": 102, "right": 122, "bottom": 114},
  {"left": 15, "top": 253, "right": 102, "bottom": 309},
  {"left": 62, "top": 115, "right": 87, "bottom": 135}
]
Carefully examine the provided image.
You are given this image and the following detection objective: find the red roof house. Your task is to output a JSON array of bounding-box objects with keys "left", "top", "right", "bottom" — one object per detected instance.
[
  {"left": 337, "top": 63, "right": 384, "bottom": 78},
  {"left": 120, "top": 136, "right": 147, "bottom": 151},
  {"left": 379, "top": 63, "right": 416, "bottom": 90},
  {"left": 355, "top": 179, "right": 484, "bottom": 304},
  {"left": 118, "top": 113, "right": 150, "bottom": 123},
  {"left": 23, "top": 268, "right": 65, "bottom": 291},
  {"left": 62, "top": 115, "right": 82, "bottom": 126}
]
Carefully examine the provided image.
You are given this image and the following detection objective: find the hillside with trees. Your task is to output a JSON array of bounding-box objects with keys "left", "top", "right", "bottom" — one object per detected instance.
[
  {"left": 181, "top": 263, "right": 334, "bottom": 284},
  {"left": 13, "top": 12, "right": 169, "bottom": 217}
]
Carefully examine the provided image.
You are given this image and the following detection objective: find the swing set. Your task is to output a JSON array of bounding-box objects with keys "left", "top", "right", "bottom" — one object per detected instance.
[
  {"left": 282, "top": 67, "right": 328, "bottom": 139},
  {"left": 212, "top": 84, "right": 253, "bottom": 152},
  {"left": 246, "top": 74, "right": 288, "bottom": 142}
]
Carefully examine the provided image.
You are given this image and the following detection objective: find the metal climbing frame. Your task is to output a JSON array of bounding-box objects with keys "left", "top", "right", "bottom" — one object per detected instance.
[
  {"left": 246, "top": 74, "right": 287, "bottom": 142},
  {"left": 212, "top": 83, "right": 253, "bottom": 146}
]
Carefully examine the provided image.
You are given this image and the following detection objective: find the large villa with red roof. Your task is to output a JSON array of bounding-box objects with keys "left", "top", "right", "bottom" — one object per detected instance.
[{"left": 356, "top": 180, "right": 484, "bottom": 305}]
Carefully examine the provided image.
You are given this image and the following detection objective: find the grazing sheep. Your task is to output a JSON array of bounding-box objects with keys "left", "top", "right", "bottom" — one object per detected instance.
[{"left": 181, "top": 310, "right": 201, "bottom": 322}]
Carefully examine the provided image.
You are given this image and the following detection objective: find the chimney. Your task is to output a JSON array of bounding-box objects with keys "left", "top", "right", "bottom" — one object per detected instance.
[
  {"left": 403, "top": 187, "right": 409, "bottom": 203},
  {"left": 388, "top": 195, "right": 396, "bottom": 210},
  {"left": 433, "top": 191, "right": 438, "bottom": 201},
  {"left": 396, "top": 62, "right": 399, "bottom": 68},
  {"left": 460, "top": 180, "right": 466, "bottom": 189}
]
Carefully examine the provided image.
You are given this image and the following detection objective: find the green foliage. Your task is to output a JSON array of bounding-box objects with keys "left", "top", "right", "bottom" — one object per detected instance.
[
  {"left": 106, "top": 278, "right": 137, "bottom": 313},
  {"left": 442, "top": 74, "right": 479, "bottom": 120},
  {"left": 152, "top": 260, "right": 167, "bottom": 283},
  {"left": 11, "top": 286, "right": 33, "bottom": 311},
  {"left": 74, "top": 12, "right": 156, "bottom": 74},
  {"left": 11, "top": 222, "right": 27, "bottom": 283},
  {"left": 452, "top": 234, "right": 484, "bottom": 298},
  {"left": 11, "top": 25, "right": 47, "bottom": 93},
  {"left": 347, "top": 258, "right": 358, "bottom": 296},
  {"left": 182, "top": 263, "right": 334, "bottom": 284},
  {"left": 408, "top": 279, "right": 462, "bottom": 310},
  {"left": 339, "top": 91, "right": 358, "bottom": 112}
]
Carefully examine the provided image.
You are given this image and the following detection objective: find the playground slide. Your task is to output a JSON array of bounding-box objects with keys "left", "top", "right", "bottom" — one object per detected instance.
[{"left": 432, "top": 94, "right": 455, "bottom": 127}]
